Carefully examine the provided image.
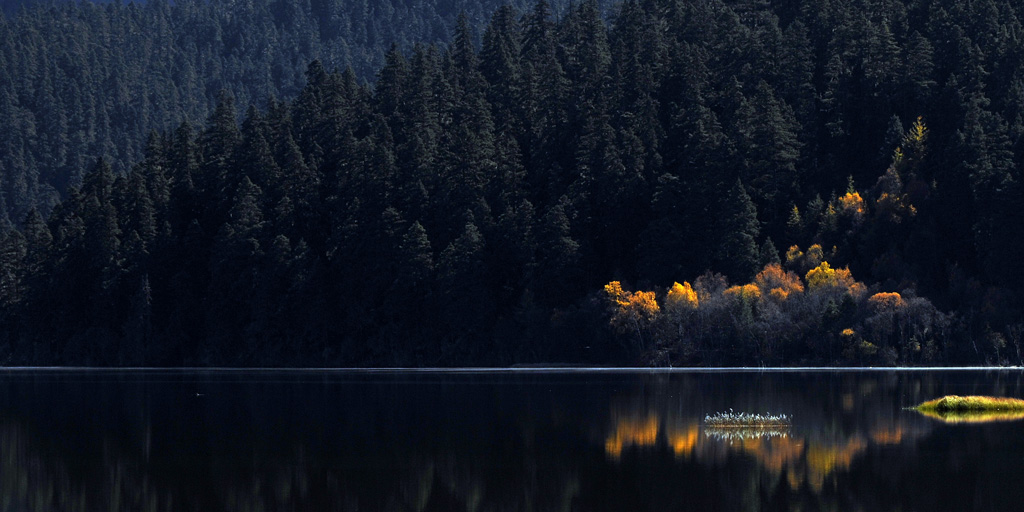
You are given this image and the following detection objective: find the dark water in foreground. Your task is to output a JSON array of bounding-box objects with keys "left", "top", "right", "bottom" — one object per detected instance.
[{"left": 2, "top": 369, "right": 1024, "bottom": 511}]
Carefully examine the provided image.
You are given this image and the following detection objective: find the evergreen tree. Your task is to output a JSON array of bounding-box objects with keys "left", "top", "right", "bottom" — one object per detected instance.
[
  {"left": 437, "top": 219, "right": 493, "bottom": 361},
  {"left": 533, "top": 199, "right": 580, "bottom": 306},
  {"left": 480, "top": 5, "right": 524, "bottom": 135},
  {"left": 0, "top": 228, "right": 26, "bottom": 307},
  {"left": 715, "top": 179, "right": 761, "bottom": 282},
  {"left": 236, "top": 107, "right": 281, "bottom": 200},
  {"left": 197, "top": 91, "right": 241, "bottom": 227},
  {"left": 733, "top": 80, "right": 801, "bottom": 226},
  {"left": 205, "top": 176, "right": 265, "bottom": 362}
]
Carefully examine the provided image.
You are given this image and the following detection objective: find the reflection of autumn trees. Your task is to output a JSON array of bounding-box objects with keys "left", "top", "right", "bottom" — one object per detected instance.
[
  {"left": 7, "top": 371, "right": 1024, "bottom": 511},
  {"left": 597, "top": 372, "right": 945, "bottom": 508},
  {"left": 602, "top": 412, "right": 911, "bottom": 493},
  {"left": 603, "top": 413, "right": 700, "bottom": 459}
]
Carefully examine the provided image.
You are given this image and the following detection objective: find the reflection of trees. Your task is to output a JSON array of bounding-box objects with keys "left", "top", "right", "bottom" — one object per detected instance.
[
  {"left": 597, "top": 372, "right": 944, "bottom": 509},
  {"left": 601, "top": 412, "right": 911, "bottom": 493},
  {"left": 915, "top": 409, "right": 1024, "bottom": 424},
  {"left": 604, "top": 413, "right": 700, "bottom": 459},
  {"left": 0, "top": 410, "right": 583, "bottom": 512},
  {"left": 0, "top": 420, "right": 169, "bottom": 512},
  {"left": 6, "top": 371, "right": 1024, "bottom": 511}
]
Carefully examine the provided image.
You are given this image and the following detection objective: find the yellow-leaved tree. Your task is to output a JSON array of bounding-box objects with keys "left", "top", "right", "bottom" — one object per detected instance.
[
  {"left": 724, "top": 284, "right": 762, "bottom": 302},
  {"left": 838, "top": 190, "right": 866, "bottom": 219},
  {"left": 665, "top": 281, "right": 699, "bottom": 311},
  {"left": 786, "top": 243, "right": 826, "bottom": 273},
  {"left": 604, "top": 281, "right": 661, "bottom": 352},
  {"left": 805, "top": 261, "right": 866, "bottom": 301}
]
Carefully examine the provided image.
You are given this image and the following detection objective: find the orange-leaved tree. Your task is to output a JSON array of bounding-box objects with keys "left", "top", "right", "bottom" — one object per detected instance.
[
  {"left": 754, "top": 263, "right": 804, "bottom": 302},
  {"left": 665, "top": 281, "right": 699, "bottom": 311},
  {"left": 604, "top": 281, "right": 661, "bottom": 352}
]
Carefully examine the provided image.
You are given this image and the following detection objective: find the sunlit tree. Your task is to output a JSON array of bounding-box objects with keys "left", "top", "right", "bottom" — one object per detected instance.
[
  {"left": 805, "top": 261, "right": 862, "bottom": 298},
  {"left": 868, "top": 292, "right": 905, "bottom": 313},
  {"left": 665, "top": 281, "right": 699, "bottom": 312},
  {"left": 754, "top": 264, "right": 804, "bottom": 302},
  {"left": 604, "top": 281, "right": 660, "bottom": 353}
]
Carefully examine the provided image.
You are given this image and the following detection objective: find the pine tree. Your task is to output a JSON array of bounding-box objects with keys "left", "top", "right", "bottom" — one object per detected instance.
[
  {"left": 901, "top": 31, "right": 937, "bottom": 114},
  {"left": 140, "top": 131, "right": 171, "bottom": 223},
  {"left": 395, "top": 221, "right": 435, "bottom": 288},
  {"left": 734, "top": 80, "right": 801, "bottom": 225},
  {"left": 205, "top": 176, "right": 265, "bottom": 363},
  {"left": 116, "top": 171, "right": 157, "bottom": 248},
  {"left": 236, "top": 106, "right": 280, "bottom": 201},
  {"left": 376, "top": 44, "right": 410, "bottom": 127},
  {"left": 637, "top": 173, "right": 703, "bottom": 284},
  {"left": 292, "top": 60, "right": 330, "bottom": 163},
  {"left": 438, "top": 219, "right": 493, "bottom": 361},
  {"left": 760, "top": 238, "right": 780, "bottom": 267},
  {"left": 715, "top": 179, "right": 761, "bottom": 282},
  {"left": 520, "top": 0, "right": 567, "bottom": 204},
  {"left": 778, "top": 19, "right": 816, "bottom": 125},
  {"left": 21, "top": 207, "right": 51, "bottom": 276},
  {"left": 168, "top": 121, "right": 199, "bottom": 234},
  {"left": 480, "top": 5, "right": 523, "bottom": 135},
  {"left": 81, "top": 158, "right": 121, "bottom": 272},
  {"left": 198, "top": 91, "right": 241, "bottom": 204},
  {"left": 489, "top": 199, "right": 536, "bottom": 310},
  {"left": 0, "top": 228, "right": 26, "bottom": 307},
  {"left": 533, "top": 199, "right": 580, "bottom": 306},
  {"left": 279, "top": 132, "right": 321, "bottom": 247},
  {"left": 437, "top": 28, "right": 497, "bottom": 240}
]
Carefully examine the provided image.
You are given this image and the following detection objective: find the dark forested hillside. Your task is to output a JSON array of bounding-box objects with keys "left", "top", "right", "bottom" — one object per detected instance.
[
  {"left": 1, "top": 0, "right": 1024, "bottom": 367},
  {"left": 0, "top": 0, "right": 593, "bottom": 225}
]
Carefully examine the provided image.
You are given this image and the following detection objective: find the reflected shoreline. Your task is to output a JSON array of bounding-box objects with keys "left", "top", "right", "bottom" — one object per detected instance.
[
  {"left": 1, "top": 370, "right": 1024, "bottom": 510},
  {"left": 1, "top": 366, "right": 1023, "bottom": 372}
]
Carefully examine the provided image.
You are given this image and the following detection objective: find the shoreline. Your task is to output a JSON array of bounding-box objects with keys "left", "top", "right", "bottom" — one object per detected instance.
[{"left": 0, "top": 366, "right": 1020, "bottom": 372}]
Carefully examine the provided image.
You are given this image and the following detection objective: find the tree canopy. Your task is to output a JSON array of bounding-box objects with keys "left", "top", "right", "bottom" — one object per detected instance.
[{"left": 1, "top": 0, "right": 1024, "bottom": 366}]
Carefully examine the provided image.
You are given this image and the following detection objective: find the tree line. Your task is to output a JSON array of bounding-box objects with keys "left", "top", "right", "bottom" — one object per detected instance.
[
  {"left": 1, "top": 0, "right": 1024, "bottom": 366},
  {"left": 0, "top": 0, "right": 588, "bottom": 225}
]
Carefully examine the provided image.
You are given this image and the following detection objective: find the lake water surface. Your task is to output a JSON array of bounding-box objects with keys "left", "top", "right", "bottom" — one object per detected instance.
[{"left": 1, "top": 369, "right": 1023, "bottom": 510}]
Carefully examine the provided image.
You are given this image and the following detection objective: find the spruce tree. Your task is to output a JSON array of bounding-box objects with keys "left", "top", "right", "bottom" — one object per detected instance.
[
  {"left": 715, "top": 179, "right": 761, "bottom": 282},
  {"left": 534, "top": 199, "right": 580, "bottom": 306}
]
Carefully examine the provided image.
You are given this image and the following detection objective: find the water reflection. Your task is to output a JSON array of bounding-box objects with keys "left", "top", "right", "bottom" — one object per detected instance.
[
  {"left": 603, "top": 414, "right": 699, "bottom": 459},
  {"left": 0, "top": 370, "right": 1024, "bottom": 510},
  {"left": 601, "top": 374, "right": 930, "bottom": 494},
  {"left": 701, "top": 426, "right": 789, "bottom": 441},
  {"left": 916, "top": 409, "right": 1024, "bottom": 424}
]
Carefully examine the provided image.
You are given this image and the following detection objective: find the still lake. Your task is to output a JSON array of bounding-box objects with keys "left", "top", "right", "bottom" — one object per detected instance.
[{"left": 1, "top": 368, "right": 1023, "bottom": 510}]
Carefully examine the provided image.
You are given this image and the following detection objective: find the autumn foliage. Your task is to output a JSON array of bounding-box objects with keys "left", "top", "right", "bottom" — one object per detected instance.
[
  {"left": 724, "top": 284, "right": 762, "bottom": 302},
  {"left": 755, "top": 264, "right": 804, "bottom": 301},
  {"left": 838, "top": 191, "right": 865, "bottom": 215},
  {"left": 868, "top": 292, "right": 905, "bottom": 312},
  {"left": 666, "top": 281, "right": 699, "bottom": 311},
  {"left": 602, "top": 253, "right": 946, "bottom": 366},
  {"left": 805, "top": 261, "right": 858, "bottom": 293},
  {"left": 604, "top": 281, "right": 661, "bottom": 352}
]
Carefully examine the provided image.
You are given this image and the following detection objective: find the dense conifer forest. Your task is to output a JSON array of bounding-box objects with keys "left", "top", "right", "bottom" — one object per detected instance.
[
  {"left": 0, "top": 0, "right": 583, "bottom": 222},
  {"left": 1, "top": 0, "right": 1024, "bottom": 366}
]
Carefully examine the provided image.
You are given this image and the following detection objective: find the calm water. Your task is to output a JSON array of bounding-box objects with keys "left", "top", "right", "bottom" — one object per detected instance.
[{"left": 2, "top": 369, "right": 1024, "bottom": 510}]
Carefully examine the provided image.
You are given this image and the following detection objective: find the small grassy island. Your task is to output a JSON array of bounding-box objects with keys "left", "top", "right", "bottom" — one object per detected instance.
[
  {"left": 704, "top": 411, "right": 791, "bottom": 428},
  {"left": 915, "top": 396, "right": 1024, "bottom": 424}
]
